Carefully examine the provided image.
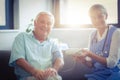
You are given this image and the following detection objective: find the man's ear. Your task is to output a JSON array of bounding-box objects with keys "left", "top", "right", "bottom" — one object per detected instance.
[{"left": 34, "top": 20, "right": 36, "bottom": 27}]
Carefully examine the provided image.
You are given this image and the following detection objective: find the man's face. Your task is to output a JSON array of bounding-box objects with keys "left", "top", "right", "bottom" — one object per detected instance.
[{"left": 34, "top": 14, "right": 54, "bottom": 37}]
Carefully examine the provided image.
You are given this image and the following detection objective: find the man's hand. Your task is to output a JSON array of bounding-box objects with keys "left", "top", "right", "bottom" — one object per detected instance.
[
  {"left": 44, "top": 68, "right": 57, "bottom": 77},
  {"left": 32, "top": 68, "right": 58, "bottom": 80},
  {"left": 32, "top": 69, "right": 45, "bottom": 80}
]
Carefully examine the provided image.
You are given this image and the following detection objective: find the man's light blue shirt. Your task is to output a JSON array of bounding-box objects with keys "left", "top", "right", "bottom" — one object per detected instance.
[{"left": 9, "top": 32, "right": 63, "bottom": 79}]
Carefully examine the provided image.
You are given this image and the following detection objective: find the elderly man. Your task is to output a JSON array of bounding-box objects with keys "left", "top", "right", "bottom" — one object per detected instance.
[{"left": 9, "top": 12, "right": 64, "bottom": 80}]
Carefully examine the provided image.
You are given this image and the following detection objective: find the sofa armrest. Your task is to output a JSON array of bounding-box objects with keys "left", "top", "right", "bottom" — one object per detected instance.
[{"left": 0, "top": 50, "right": 17, "bottom": 80}]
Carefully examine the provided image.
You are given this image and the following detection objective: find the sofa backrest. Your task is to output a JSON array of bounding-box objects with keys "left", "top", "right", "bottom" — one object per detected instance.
[{"left": 0, "top": 29, "right": 94, "bottom": 50}]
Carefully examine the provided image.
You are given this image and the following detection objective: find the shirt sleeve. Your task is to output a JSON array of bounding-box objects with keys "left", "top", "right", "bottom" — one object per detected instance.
[
  {"left": 106, "top": 29, "right": 120, "bottom": 68},
  {"left": 9, "top": 32, "right": 26, "bottom": 67},
  {"left": 51, "top": 39, "right": 63, "bottom": 62}
]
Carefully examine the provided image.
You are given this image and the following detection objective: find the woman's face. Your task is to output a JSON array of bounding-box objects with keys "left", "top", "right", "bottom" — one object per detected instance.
[{"left": 89, "top": 9, "right": 107, "bottom": 28}]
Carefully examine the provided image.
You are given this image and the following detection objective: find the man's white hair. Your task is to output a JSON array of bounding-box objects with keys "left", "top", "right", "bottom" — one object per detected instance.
[{"left": 35, "top": 11, "right": 55, "bottom": 26}]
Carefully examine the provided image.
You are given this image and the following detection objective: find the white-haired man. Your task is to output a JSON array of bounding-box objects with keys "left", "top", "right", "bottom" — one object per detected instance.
[{"left": 9, "top": 12, "right": 64, "bottom": 80}]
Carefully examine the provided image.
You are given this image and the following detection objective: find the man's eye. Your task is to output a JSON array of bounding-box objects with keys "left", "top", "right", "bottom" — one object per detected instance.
[{"left": 47, "top": 22, "right": 52, "bottom": 25}]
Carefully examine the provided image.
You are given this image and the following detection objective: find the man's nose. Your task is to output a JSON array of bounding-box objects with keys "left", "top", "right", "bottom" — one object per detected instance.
[{"left": 43, "top": 23, "right": 48, "bottom": 28}]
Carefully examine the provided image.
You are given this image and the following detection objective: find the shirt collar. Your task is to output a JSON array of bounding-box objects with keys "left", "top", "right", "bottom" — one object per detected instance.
[{"left": 30, "top": 31, "right": 50, "bottom": 42}]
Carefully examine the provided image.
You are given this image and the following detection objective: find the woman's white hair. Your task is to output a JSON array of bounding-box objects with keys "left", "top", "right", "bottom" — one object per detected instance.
[{"left": 89, "top": 4, "right": 108, "bottom": 15}]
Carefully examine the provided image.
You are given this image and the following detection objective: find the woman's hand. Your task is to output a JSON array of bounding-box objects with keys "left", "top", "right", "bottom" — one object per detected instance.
[
  {"left": 73, "top": 48, "right": 92, "bottom": 64},
  {"left": 81, "top": 48, "right": 93, "bottom": 57},
  {"left": 73, "top": 53, "right": 85, "bottom": 61}
]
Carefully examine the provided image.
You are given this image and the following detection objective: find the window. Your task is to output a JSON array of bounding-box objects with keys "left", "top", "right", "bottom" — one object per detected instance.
[
  {"left": 0, "top": 0, "right": 14, "bottom": 29},
  {"left": 0, "top": 0, "right": 6, "bottom": 26},
  {"left": 53, "top": 0, "right": 119, "bottom": 28}
]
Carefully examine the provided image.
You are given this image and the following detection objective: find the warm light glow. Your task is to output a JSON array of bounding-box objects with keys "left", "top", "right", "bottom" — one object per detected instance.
[
  {"left": 60, "top": 9, "right": 91, "bottom": 24},
  {"left": 60, "top": 0, "right": 117, "bottom": 25}
]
